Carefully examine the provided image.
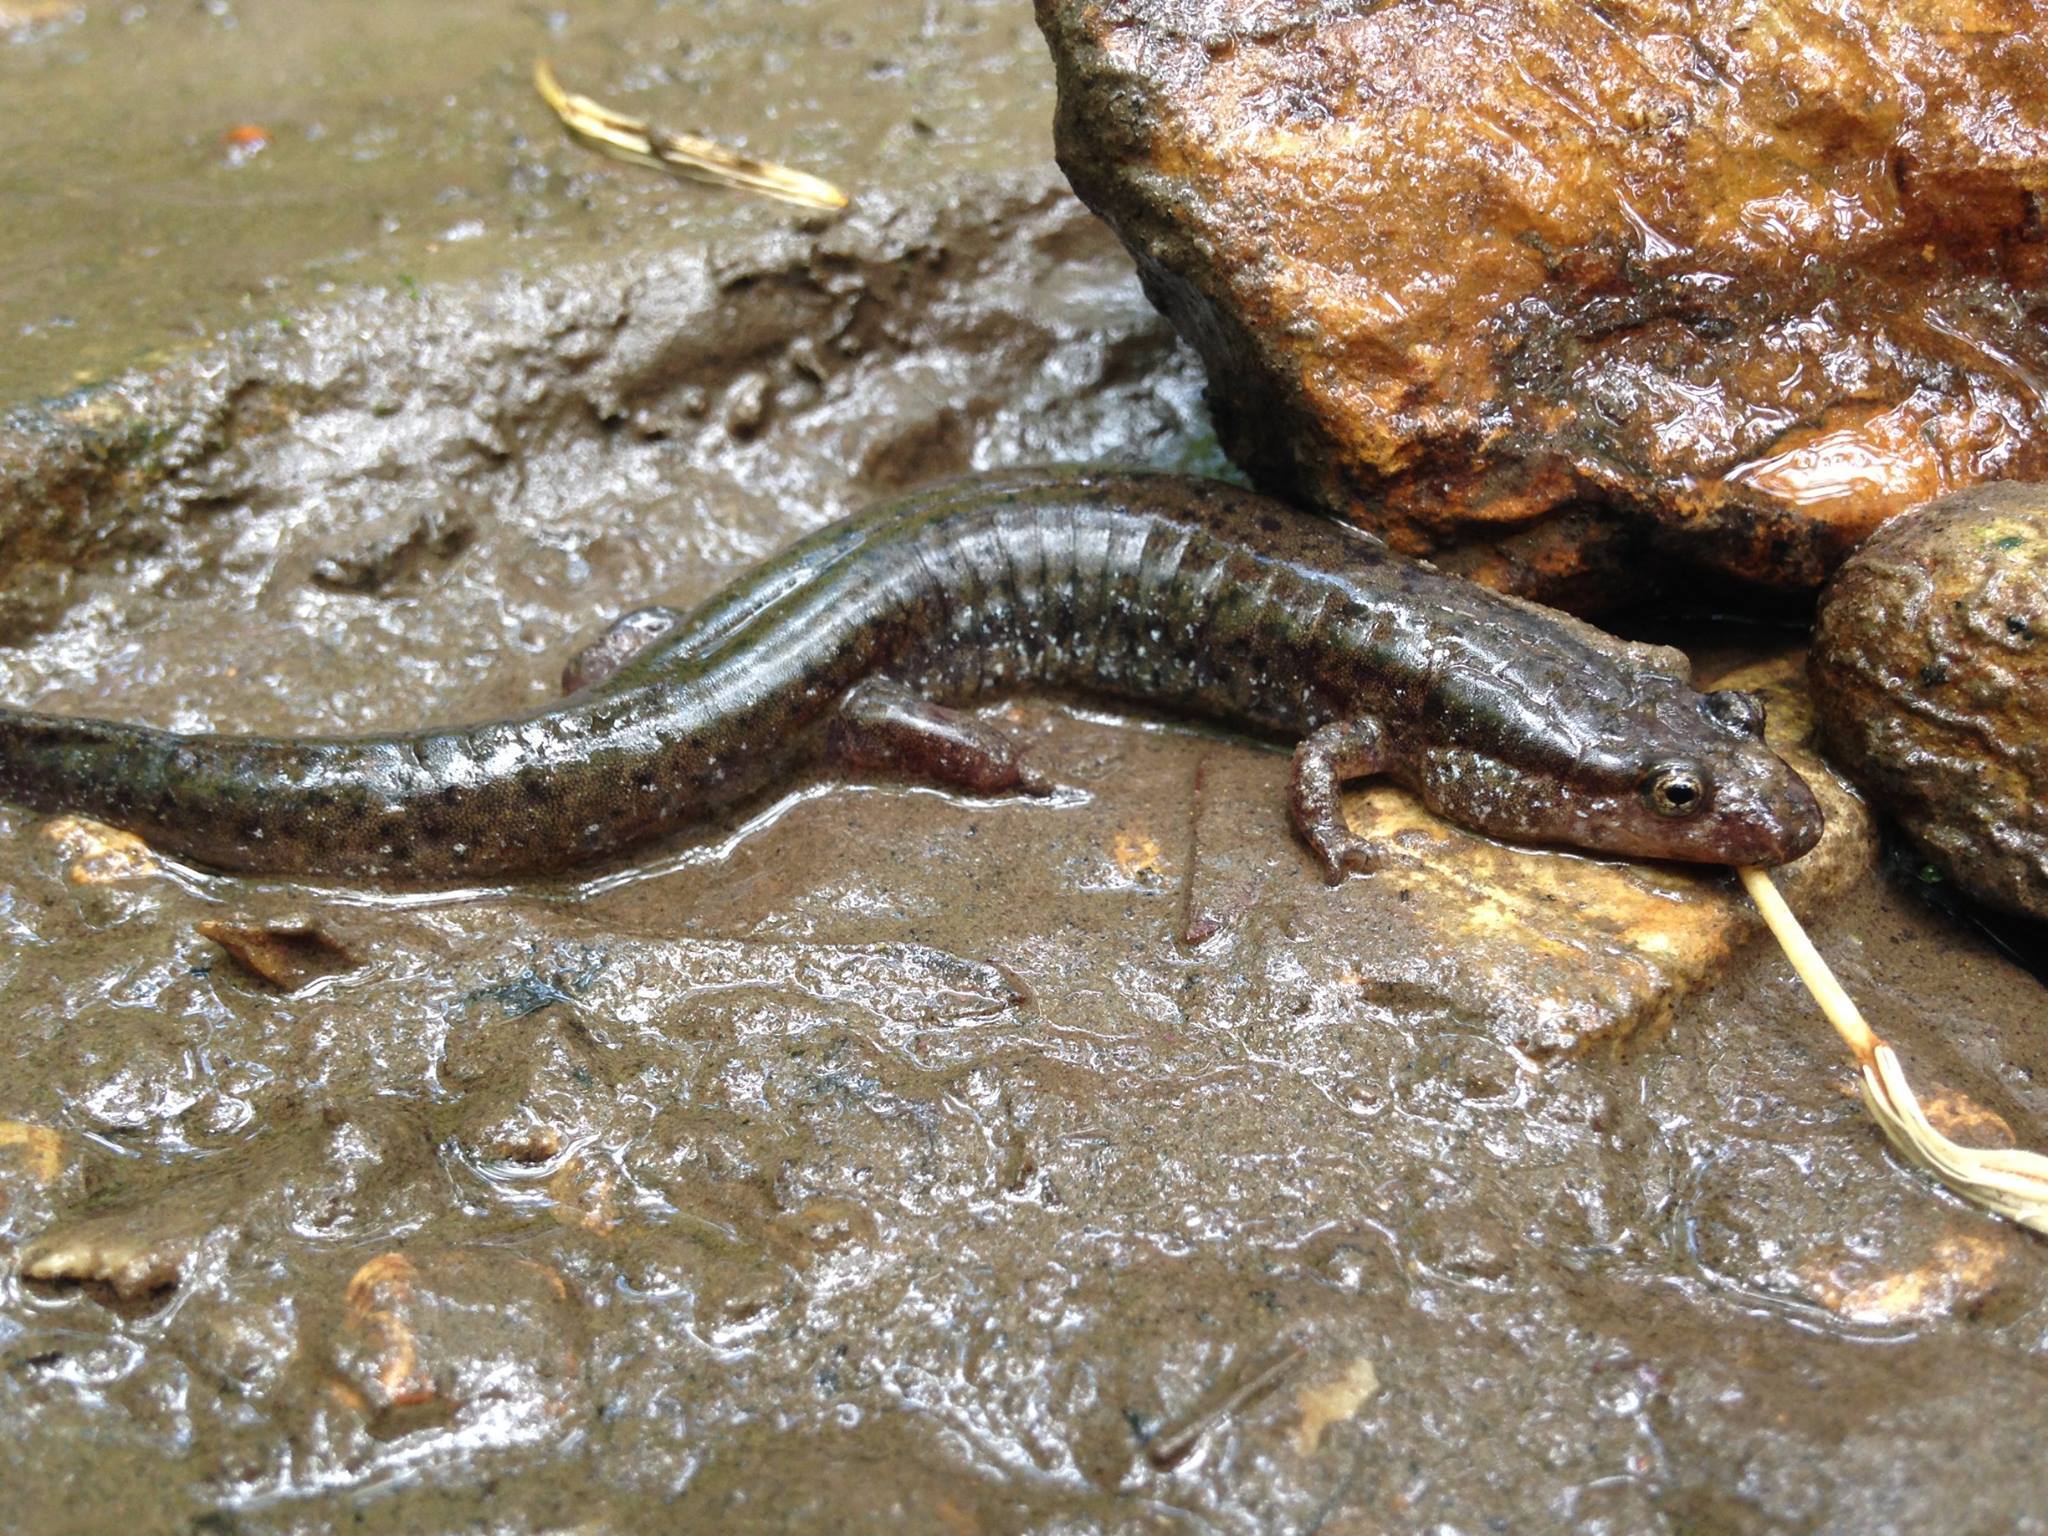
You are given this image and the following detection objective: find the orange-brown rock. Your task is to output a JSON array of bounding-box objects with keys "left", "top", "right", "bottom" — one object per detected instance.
[{"left": 1038, "top": 0, "right": 2048, "bottom": 609}]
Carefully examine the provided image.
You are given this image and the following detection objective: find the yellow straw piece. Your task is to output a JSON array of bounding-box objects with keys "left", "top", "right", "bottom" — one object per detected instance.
[
  {"left": 1739, "top": 864, "right": 2048, "bottom": 1235},
  {"left": 534, "top": 58, "right": 848, "bottom": 212}
]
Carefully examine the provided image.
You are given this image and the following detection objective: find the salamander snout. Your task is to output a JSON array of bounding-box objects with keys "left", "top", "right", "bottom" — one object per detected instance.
[
  {"left": 1673, "top": 753, "right": 1825, "bottom": 866},
  {"left": 1421, "top": 678, "right": 1828, "bottom": 866},
  {"left": 1611, "top": 684, "right": 1825, "bottom": 865}
]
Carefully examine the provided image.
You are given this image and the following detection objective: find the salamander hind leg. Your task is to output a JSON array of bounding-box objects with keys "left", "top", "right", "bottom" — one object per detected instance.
[
  {"left": 1290, "top": 717, "right": 1405, "bottom": 885},
  {"left": 562, "top": 606, "right": 687, "bottom": 694},
  {"left": 829, "top": 678, "right": 1052, "bottom": 797}
]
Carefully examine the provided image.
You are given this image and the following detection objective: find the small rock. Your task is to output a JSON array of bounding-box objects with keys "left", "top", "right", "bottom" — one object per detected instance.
[
  {"left": 19, "top": 1218, "right": 195, "bottom": 1299},
  {"left": 199, "top": 915, "right": 361, "bottom": 990},
  {"left": 219, "top": 123, "right": 270, "bottom": 167},
  {"left": 1918, "top": 1087, "right": 2017, "bottom": 1152},
  {"left": 546, "top": 1150, "right": 622, "bottom": 1235},
  {"left": 0, "top": 1, "right": 74, "bottom": 30},
  {"left": 331, "top": 1248, "right": 585, "bottom": 1432},
  {"left": 0, "top": 1119, "right": 65, "bottom": 1186},
  {"left": 722, "top": 371, "right": 773, "bottom": 437},
  {"left": 1810, "top": 484, "right": 2048, "bottom": 920},
  {"left": 1293, "top": 1356, "right": 1379, "bottom": 1456},
  {"left": 1107, "top": 824, "right": 1166, "bottom": 884},
  {"left": 487, "top": 1123, "right": 565, "bottom": 1166},
  {"left": 42, "top": 815, "right": 158, "bottom": 884},
  {"left": 338, "top": 1253, "right": 439, "bottom": 1412},
  {"left": 0, "top": 1120, "right": 74, "bottom": 1224},
  {"left": 1799, "top": 1231, "right": 2021, "bottom": 1327}
]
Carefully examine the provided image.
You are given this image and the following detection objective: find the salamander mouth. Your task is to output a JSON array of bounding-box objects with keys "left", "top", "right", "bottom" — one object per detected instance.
[
  {"left": 1732, "top": 773, "right": 1825, "bottom": 866},
  {"left": 1578, "top": 765, "right": 1825, "bottom": 867}
]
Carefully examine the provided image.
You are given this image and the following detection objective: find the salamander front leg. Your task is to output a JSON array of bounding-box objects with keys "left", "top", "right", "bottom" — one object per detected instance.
[
  {"left": 829, "top": 679, "right": 1052, "bottom": 796},
  {"left": 1290, "top": 717, "right": 1401, "bottom": 885}
]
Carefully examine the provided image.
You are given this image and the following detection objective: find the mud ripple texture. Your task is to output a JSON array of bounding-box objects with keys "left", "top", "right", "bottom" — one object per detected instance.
[
  {"left": 1813, "top": 483, "right": 2048, "bottom": 920},
  {"left": 1037, "top": 0, "right": 2048, "bottom": 610}
]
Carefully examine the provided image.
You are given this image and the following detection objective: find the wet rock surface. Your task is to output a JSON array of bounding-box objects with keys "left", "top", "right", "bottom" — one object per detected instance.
[
  {"left": 1812, "top": 484, "right": 2048, "bottom": 921},
  {"left": 1037, "top": 0, "right": 2048, "bottom": 610},
  {"left": 0, "top": 173, "right": 1206, "bottom": 708},
  {"left": 3, "top": 210, "right": 2045, "bottom": 1525},
  {"left": 2, "top": 4, "right": 2047, "bottom": 1534}
]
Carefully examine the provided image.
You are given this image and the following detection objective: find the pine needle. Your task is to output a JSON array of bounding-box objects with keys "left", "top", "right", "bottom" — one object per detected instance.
[
  {"left": 534, "top": 58, "right": 848, "bottom": 212},
  {"left": 1739, "top": 864, "right": 2048, "bottom": 1234}
]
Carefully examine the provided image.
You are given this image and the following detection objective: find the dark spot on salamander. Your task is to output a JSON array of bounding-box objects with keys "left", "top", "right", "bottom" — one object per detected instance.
[{"left": 521, "top": 772, "right": 549, "bottom": 802}]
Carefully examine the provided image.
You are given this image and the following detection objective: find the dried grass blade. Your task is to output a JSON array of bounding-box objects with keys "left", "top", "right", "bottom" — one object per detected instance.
[
  {"left": 1860, "top": 1045, "right": 2048, "bottom": 1233},
  {"left": 1738, "top": 864, "right": 2048, "bottom": 1234},
  {"left": 534, "top": 58, "right": 847, "bottom": 212}
]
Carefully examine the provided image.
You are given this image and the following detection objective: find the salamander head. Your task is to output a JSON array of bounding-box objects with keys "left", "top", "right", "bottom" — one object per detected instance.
[{"left": 1419, "top": 686, "right": 1825, "bottom": 867}]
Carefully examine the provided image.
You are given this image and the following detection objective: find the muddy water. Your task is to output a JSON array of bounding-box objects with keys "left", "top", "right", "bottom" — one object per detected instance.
[{"left": 3, "top": 3, "right": 2048, "bottom": 1534}]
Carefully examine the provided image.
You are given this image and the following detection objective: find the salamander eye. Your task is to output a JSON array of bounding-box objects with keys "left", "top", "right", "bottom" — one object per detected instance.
[
  {"left": 1641, "top": 762, "right": 1708, "bottom": 818},
  {"left": 1705, "top": 689, "right": 1766, "bottom": 738}
]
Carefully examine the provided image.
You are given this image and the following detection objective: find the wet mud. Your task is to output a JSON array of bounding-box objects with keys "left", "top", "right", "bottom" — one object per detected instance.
[{"left": 4, "top": 3, "right": 2048, "bottom": 1533}]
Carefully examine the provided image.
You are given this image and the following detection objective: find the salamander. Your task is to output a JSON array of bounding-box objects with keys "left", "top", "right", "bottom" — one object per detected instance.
[{"left": 0, "top": 467, "right": 1823, "bottom": 882}]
